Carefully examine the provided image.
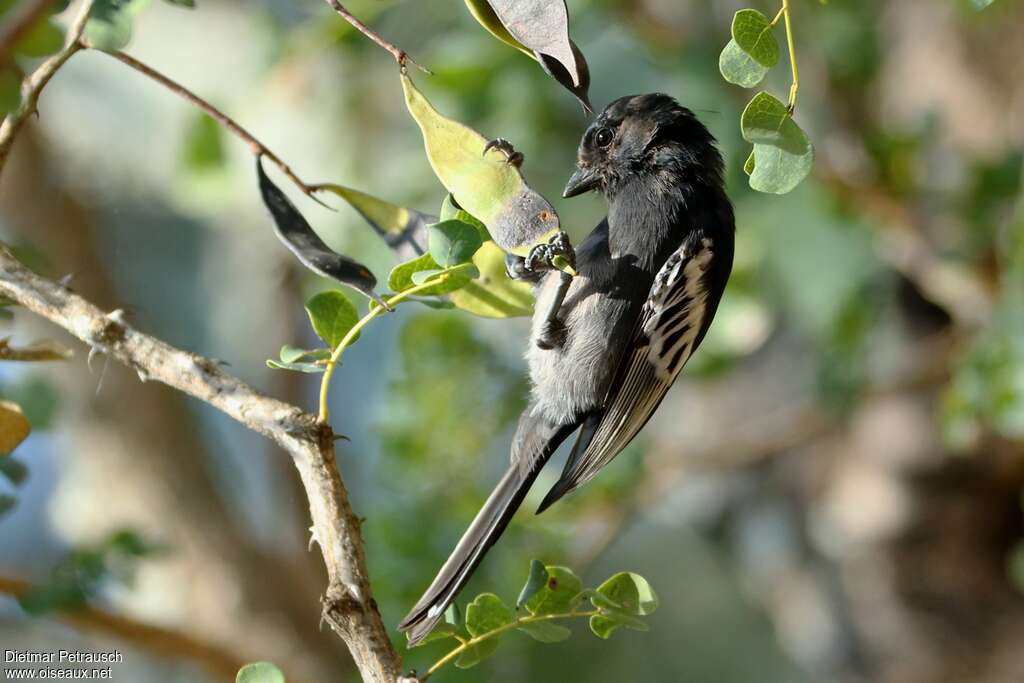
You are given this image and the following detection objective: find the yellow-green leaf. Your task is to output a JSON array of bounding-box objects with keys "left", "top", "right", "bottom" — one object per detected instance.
[
  {"left": 401, "top": 73, "right": 560, "bottom": 252},
  {"left": 448, "top": 241, "right": 534, "bottom": 318},
  {"left": 463, "top": 0, "right": 531, "bottom": 56},
  {"left": 313, "top": 183, "right": 431, "bottom": 261}
]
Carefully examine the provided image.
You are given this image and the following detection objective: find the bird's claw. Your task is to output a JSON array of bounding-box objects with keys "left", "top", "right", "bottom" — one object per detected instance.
[
  {"left": 525, "top": 231, "right": 575, "bottom": 273},
  {"left": 483, "top": 138, "right": 524, "bottom": 168}
]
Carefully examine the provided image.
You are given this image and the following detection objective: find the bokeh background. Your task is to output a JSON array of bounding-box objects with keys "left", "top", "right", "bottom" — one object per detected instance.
[{"left": 2, "top": 0, "right": 1024, "bottom": 681}]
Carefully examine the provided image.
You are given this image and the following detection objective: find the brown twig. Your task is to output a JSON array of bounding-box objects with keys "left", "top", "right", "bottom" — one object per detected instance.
[
  {"left": 0, "top": 575, "right": 250, "bottom": 683},
  {"left": 0, "top": 0, "right": 93, "bottom": 178},
  {"left": 0, "top": 0, "right": 57, "bottom": 62},
  {"left": 91, "top": 48, "right": 331, "bottom": 208},
  {"left": 323, "top": 0, "right": 429, "bottom": 73},
  {"left": 0, "top": 247, "right": 403, "bottom": 683}
]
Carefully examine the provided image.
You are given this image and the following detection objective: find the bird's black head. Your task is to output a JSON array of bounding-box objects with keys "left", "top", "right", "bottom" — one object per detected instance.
[{"left": 563, "top": 93, "right": 723, "bottom": 199}]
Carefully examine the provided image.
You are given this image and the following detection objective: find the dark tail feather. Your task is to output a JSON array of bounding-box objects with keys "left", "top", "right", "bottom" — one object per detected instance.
[
  {"left": 399, "top": 419, "right": 575, "bottom": 645},
  {"left": 537, "top": 410, "right": 603, "bottom": 514}
]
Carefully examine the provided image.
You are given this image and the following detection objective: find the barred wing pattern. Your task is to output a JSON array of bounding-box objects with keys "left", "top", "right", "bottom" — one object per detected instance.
[{"left": 550, "top": 237, "right": 716, "bottom": 500}]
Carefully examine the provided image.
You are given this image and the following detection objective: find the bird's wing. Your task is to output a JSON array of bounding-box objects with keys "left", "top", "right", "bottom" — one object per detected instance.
[{"left": 538, "top": 235, "right": 721, "bottom": 511}]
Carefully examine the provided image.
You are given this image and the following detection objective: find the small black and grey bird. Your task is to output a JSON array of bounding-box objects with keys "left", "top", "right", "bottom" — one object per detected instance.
[{"left": 399, "top": 93, "right": 735, "bottom": 644}]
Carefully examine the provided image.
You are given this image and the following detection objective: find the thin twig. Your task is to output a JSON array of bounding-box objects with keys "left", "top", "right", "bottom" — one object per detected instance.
[
  {"left": 323, "top": 0, "right": 430, "bottom": 73},
  {"left": 0, "top": 0, "right": 93, "bottom": 178},
  {"left": 0, "top": 576, "right": 252, "bottom": 683},
  {"left": 318, "top": 274, "right": 449, "bottom": 422},
  {"left": 92, "top": 48, "right": 330, "bottom": 208},
  {"left": 0, "top": 0, "right": 58, "bottom": 61},
  {"left": 0, "top": 247, "right": 403, "bottom": 682},
  {"left": 422, "top": 610, "right": 599, "bottom": 680}
]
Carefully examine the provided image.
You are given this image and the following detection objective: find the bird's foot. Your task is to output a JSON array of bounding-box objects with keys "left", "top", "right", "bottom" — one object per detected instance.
[
  {"left": 525, "top": 231, "right": 576, "bottom": 273},
  {"left": 483, "top": 137, "right": 524, "bottom": 167}
]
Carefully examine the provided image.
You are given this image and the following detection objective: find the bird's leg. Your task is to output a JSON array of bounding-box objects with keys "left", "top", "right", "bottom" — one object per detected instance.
[
  {"left": 535, "top": 270, "right": 572, "bottom": 350},
  {"left": 523, "top": 231, "right": 576, "bottom": 349},
  {"left": 483, "top": 137, "right": 524, "bottom": 168}
]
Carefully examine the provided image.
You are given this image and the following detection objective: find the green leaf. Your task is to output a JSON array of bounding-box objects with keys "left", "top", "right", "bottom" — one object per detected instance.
[
  {"left": 0, "top": 66, "right": 21, "bottom": 116},
  {"left": 743, "top": 149, "right": 756, "bottom": 176},
  {"left": 749, "top": 141, "right": 814, "bottom": 194},
  {"left": 0, "top": 456, "right": 29, "bottom": 486},
  {"left": 85, "top": 0, "right": 151, "bottom": 51},
  {"left": 312, "top": 183, "right": 431, "bottom": 262},
  {"left": 401, "top": 73, "right": 560, "bottom": 252},
  {"left": 265, "top": 359, "right": 324, "bottom": 373},
  {"left": 516, "top": 559, "right": 549, "bottom": 609},
  {"left": 589, "top": 612, "right": 649, "bottom": 640},
  {"left": 429, "top": 219, "right": 483, "bottom": 267},
  {"left": 411, "top": 268, "right": 444, "bottom": 285},
  {"left": 388, "top": 255, "right": 477, "bottom": 296},
  {"left": 236, "top": 662, "right": 285, "bottom": 683},
  {"left": 0, "top": 493, "right": 14, "bottom": 517},
  {"left": 439, "top": 194, "right": 488, "bottom": 237},
  {"left": 525, "top": 565, "right": 582, "bottom": 616},
  {"left": 593, "top": 572, "right": 659, "bottom": 616},
  {"left": 304, "top": 290, "right": 359, "bottom": 349},
  {"left": 456, "top": 593, "right": 514, "bottom": 669},
  {"left": 731, "top": 9, "right": 779, "bottom": 67},
  {"left": 517, "top": 620, "right": 572, "bottom": 643},
  {"left": 448, "top": 241, "right": 534, "bottom": 318},
  {"left": 389, "top": 253, "right": 439, "bottom": 292},
  {"left": 455, "top": 638, "right": 498, "bottom": 669},
  {"left": 14, "top": 19, "right": 64, "bottom": 58},
  {"left": 719, "top": 39, "right": 769, "bottom": 88},
  {"left": 182, "top": 112, "right": 225, "bottom": 171},
  {"left": 741, "top": 93, "right": 814, "bottom": 194},
  {"left": 162, "top": 0, "right": 195, "bottom": 7},
  {"left": 279, "top": 345, "right": 330, "bottom": 364},
  {"left": 465, "top": 592, "right": 515, "bottom": 636},
  {"left": 740, "top": 91, "right": 802, "bottom": 148}
]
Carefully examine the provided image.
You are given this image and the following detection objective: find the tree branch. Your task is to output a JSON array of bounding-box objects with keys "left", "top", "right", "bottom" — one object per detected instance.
[
  {"left": 0, "top": 576, "right": 251, "bottom": 683},
  {"left": 323, "top": 0, "right": 429, "bottom": 73},
  {"left": 0, "top": 247, "right": 403, "bottom": 682},
  {"left": 92, "top": 48, "right": 330, "bottom": 207},
  {"left": 0, "top": 0, "right": 93, "bottom": 178}
]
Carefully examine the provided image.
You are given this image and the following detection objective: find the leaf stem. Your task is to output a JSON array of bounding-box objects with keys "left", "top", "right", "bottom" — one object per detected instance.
[
  {"left": 422, "top": 610, "right": 599, "bottom": 680},
  {"left": 781, "top": 0, "right": 799, "bottom": 111},
  {"left": 317, "top": 275, "right": 450, "bottom": 422},
  {"left": 92, "top": 48, "right": 330, "bottom": 208}
]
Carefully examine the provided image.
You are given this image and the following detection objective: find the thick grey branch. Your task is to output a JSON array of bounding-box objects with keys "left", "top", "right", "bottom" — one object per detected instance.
[{"left": 0, "top": 247, "right": 403, "bottom": 682}]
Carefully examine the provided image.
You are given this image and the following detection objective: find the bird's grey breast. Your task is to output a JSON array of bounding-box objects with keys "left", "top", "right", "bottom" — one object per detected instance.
[{"left": 526, "top": 228, "right": 644, "bottom": 425}]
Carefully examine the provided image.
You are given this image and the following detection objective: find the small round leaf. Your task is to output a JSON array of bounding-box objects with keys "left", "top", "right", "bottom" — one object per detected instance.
[{"left": 236, "top": 662, "right": 285, "bottom": 683}]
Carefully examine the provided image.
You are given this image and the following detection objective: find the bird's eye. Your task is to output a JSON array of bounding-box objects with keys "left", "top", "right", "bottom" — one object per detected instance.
[{"left": 594, "top": 127, "right": 613, "bottom": 148}]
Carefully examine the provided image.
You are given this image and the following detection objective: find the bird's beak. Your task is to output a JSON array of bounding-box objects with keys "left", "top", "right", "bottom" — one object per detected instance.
[{"left": 562, "top": 165, "right": 600, "bottom": 198}]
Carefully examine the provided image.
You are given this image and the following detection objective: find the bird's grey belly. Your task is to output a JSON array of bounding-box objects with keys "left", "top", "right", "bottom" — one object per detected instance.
[{"left": 526, "top": 272, "right": 636, "bottom": 425}]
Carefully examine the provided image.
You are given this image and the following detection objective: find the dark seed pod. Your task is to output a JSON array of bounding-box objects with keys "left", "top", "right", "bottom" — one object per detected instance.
[
  {"left": 537, "top": 40, "right": 592, "bottom": 114},
  {"left": 256, "top": 159, "right": 386, "bottom": 306}
]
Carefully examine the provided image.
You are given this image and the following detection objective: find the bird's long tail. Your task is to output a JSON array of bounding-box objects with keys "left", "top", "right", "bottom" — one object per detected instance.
[{"left": 398, "top": 419, "right": 575, "bottom": 646}]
